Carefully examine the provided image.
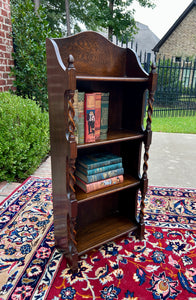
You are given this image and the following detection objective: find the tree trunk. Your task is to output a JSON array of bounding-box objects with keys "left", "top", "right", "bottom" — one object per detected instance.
[
  {"left": 34, "top": 0, "right": 40, "bottom": 13},
  {"left": 65, "top": 0, "right": 71, "bottom": 36},
  {"left": 108, "top": 0, "right": 114, "bottom": 41}
]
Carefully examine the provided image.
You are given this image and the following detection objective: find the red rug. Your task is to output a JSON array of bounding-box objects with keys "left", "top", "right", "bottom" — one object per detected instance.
[{"left": 0, "top": 177, "right": 196, "bottom": 300}]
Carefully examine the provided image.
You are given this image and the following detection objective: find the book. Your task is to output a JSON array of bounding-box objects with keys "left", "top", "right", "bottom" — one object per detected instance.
[
  {"left": 100, "top": 92, "right": 109, "bottom": 140},
  {"left": 84, "top": 93, "right": 96, "bottom": 143},
  {"left": 73, "top": 90, "right": 79, "bottom": 143},
  {"left": 78, "top": 91, "right": 85, "bottom": 144},
  {"left": 95, "top": 92, "right": 101, "bottom": 140},
  {"left": 76, "top": 162, "right": 123, "bottom": 176},
  {"left": 76, "top": 174, "right": 124, "bottom": 193},
  {"left": 75, "top": 167, "right": 124, "bottom": 184},
  {"left": 77, "top": 152, "right": 122, "bottom": 170}
]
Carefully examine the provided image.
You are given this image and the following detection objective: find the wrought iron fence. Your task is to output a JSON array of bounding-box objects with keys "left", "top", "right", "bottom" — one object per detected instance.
[{"left": 143, "top": 55, "right": 196, "bottom": 117}]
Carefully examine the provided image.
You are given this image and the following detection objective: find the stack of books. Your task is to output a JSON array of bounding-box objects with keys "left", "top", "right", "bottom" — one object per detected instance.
[
  {"left": 73, "top": 90, "right": 110, "bottom": 144},
  {"left": 75, "top": 152, "right": 124, "bottom": 193}
]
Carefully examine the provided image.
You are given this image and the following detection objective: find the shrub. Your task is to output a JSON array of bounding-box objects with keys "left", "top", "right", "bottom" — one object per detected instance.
[
  {"left": 0, "top": 92, "right": 50, "bottom": 181},
  {"left": 10, "top": 0, "right": 56, "bottom": 110}
]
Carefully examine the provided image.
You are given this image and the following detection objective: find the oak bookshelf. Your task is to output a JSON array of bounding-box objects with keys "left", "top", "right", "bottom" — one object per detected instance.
[{"left": 46, "top": 31, "right": 157, "bottom": 272}]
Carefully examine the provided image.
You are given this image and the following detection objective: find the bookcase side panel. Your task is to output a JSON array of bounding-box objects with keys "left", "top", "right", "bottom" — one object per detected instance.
[{"left": 46, "top": 39, "right": 77, "bottom": 257}]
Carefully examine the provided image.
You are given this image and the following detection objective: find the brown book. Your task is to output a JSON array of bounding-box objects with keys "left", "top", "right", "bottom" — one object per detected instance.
[
  {"left": 76, "top": 174, "right": 124, "bottom": 193},
  {"left": 84, "top": 93, "right": 96, "bottom": 143}
]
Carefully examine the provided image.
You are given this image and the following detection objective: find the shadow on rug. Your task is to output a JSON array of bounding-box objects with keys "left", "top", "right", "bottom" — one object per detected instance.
[{"left": 0, "top": 177, "right": 196, "bottom": 300}]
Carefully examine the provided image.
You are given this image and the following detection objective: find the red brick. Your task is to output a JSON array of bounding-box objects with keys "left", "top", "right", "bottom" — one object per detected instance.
[
  {"left": 5, "top": 17, "right": 10, "bottom": 24},
  {"left": 3, "top": 73, "right": 8, "bottom": 78},
  {"left": 0, "top": 58, "right": 7, "bottom": 65},
  {"left": 0, "top": 79, "right": 6, "bottom": 85},
  {"left": 2, "top": 24, "right": 10, "bottom": 32},
  {"left": 0, "top": 31, "right": 5, "bottom": 38},
  {"left": 0, "top": 44, "right": 6, "bottom": 51},
  {"left": 3, "top": 86, "right": 10, "bottom": 91},
  {"left": 1, "top": 8, "right": 8, "bottom": 17},
  {"left": 3, "top": 2, "right": 9, "bottom": 11},
  {"left": 4, "top": 52, "right": 11, "bottom": 58}
]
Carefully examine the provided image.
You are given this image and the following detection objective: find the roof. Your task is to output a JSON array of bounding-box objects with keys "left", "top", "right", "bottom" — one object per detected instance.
[
  {"left": 153, "top": 0, "right": 196, "bottom": 52},
  {"left": 129, "top": 22, "right": 159, "bottom": 56}
]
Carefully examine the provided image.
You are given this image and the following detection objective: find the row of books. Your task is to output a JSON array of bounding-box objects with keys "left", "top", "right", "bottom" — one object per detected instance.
[
  {"left": 73, "top": 90, "right": 110, "bottom": 144},
  {"left": 75, "top": 152, "right": 124, "bottom": 193}
]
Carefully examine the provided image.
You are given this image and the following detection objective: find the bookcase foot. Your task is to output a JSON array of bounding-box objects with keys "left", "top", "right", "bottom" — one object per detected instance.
[
  {"left": 66, "top": 252, "right": 79, "bottom": 274},
  {"left": 136, "top": 223, "right": 145, "bottom": 240}
]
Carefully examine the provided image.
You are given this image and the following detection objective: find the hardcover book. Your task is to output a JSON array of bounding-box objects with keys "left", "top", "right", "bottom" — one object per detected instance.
[
  {"left": 78, "top": 91, "right": 85, "bottom": 144},
  {"left": 76, "top": 152, "right": 122, "bottom": 170},
  {"left": 75, "top": 167, "right": 124, "bottom": 184},
  {"left": 76, "top": 174, "right": 124, "bottom": 193},
  {"left": 95, "top": 92, "right": 102, "bottom": 140},
  {"left": 76, "top": 162, "right": 123, "bottom": 176},
  {"left": 100, "top": 92, "right": 109, "bottom": 140},
  {"left": 73, "top": 90, "right": 79, "bottom": 143},
  {"left": 84, "top": 93, "right": 96, "bottom": 143}
]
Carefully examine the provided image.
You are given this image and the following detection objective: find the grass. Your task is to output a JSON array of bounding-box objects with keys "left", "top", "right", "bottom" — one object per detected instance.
[{"left": 148, "top": 116, "right": 196, "bottom": 134}]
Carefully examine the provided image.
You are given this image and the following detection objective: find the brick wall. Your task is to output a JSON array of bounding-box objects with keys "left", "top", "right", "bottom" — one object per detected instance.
[
  {"left": 157, "top": 6, "right": 196, "bottom": 59},
  {"left": 0, "top": 0, "right": 15, "bottom": 92}
]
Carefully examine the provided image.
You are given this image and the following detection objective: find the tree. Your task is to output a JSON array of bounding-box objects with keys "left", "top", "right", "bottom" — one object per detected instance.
[
  {"left": 41, "top": 0, "right": 155, "bottom": 41},
  {"left": 10, "top": 0, "right": 57, "bottom": 110},
  {"left": 65, "top": 0, "right": 71, "bottom": 36}
]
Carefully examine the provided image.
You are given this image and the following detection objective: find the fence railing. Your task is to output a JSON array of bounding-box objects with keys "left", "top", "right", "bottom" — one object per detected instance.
[{"left": 142, "top": 54, "right": 196, "bottom": 117}]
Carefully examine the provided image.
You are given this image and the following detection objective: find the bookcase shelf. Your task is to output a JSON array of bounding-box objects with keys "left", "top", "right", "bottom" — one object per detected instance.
[
  {"left": 46, "top": 31, "right": 157, "bottom": 272},
  {"left": 77, "top": 130, "right": 144, "bottom": 149},
  {"left": 76, "top": 75, "right": 149, "bottom": 82},
  {"left": 75, "top": 174, "right": 140, "bottom": 202},
  {"left": 77, "top": 215, "right": 138, "bottom": 255}
]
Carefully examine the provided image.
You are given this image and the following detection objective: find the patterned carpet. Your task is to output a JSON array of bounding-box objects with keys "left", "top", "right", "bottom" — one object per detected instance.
[{"left": 0, "top": 177, "right": 196, "bottom": 300}]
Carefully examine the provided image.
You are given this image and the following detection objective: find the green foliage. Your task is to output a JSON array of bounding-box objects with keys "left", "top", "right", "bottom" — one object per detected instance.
[
  {"left": 10, "top": 0, "right": 56, "bottom": 110},
  {"left": 0, "top": 92, "right": 50, "bottom": 182},
  {"left": 41, "top": 0, "right": 155, "bottom": 41}
]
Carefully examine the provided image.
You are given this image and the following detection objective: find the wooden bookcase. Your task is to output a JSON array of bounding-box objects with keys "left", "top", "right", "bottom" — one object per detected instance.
[{"left": 46, "top": 31, "right": 157, "bottom": 272}]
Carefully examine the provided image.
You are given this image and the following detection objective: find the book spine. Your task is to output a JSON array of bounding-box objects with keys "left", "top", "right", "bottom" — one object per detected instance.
[
  {"left": 76, "top": 175, "right": 124, "bottom": 193},
  {"left": 78, "top": 92, "right": 85, "bottom": 144},
  {"left": 84, "top": 93, "right": 96, "bottom": 143},
  {"left": 73, "top": 90, "right": 79, "bottom": 143},
  {"left": 100, "top": 92, "right": 109, "bottom": 139},
  {"left": 75, "top": 168, "right": 124, "bottom": 183},
  {"left": 76, "top": 162, "right": 123, "bottom": 175},
  {"left": 95, "top": 92, "right": 101, "bottom": 140},
  {"left": 78, "top": 156, "right": 122, "bottom": 170}
]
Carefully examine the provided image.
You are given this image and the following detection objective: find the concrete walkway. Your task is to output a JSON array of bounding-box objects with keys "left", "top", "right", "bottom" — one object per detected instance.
[{"left": 0, "top": 132, "right": 195, "bottom": 203}]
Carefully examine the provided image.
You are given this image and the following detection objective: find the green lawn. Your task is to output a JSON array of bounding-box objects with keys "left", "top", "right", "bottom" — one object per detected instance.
[{"left": 144, "top": 116, "right": 196, "bottom": 134}]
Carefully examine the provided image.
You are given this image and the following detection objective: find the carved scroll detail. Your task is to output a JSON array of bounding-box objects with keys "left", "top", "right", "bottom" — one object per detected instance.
[
  {"left": 65, "top": 55, "right": 78, "bottom": 270},
  {"left": 139, "top": 63, "right": 157, "bottom": 239}
]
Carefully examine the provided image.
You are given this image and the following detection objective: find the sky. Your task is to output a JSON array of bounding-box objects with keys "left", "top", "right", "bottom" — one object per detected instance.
[{"left": 132, "top": 0, "right": 192, "bottom": 39}]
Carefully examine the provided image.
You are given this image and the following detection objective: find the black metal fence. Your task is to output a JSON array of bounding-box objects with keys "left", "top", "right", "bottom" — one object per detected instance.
[{"left": 142, "top": 54, "right": 196, "bottom": 117}]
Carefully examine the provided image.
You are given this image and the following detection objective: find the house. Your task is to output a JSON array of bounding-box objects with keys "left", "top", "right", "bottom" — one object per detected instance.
[
  {"left": 153, "top": 0, "right": 196, "bottom": 60},
  {"left": 129, "top": 22, "right": 160, "bottom": 60},
  {"left": 0, "top": 0, "right": 15, "bottom": 92}
]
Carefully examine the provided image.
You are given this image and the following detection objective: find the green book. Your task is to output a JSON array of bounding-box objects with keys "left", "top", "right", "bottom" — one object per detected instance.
[
  {"left": 77, "top": 152, "right": 122, "bottom": 170},
  {"left": 76, "top": 162, "right": 123, "bottom": 175},
  {"left": 75, "top": 167, "right": 124, "bottom": 183},
  {"left": 100, "top": 92, "right": 109, "bottom": 140}
]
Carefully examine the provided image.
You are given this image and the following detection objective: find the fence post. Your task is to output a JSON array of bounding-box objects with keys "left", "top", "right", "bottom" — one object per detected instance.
[{"left": 144, "top": 53, "right": 151, "bottom": 73}]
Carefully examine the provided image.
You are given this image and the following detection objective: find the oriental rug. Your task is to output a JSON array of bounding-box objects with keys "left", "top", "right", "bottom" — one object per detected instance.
[{"left": 0, "top": 177, "right": 196, "bottom": 300}]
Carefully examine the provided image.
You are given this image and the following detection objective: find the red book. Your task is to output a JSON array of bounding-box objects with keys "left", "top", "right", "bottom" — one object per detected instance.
[
  {"left": 95, "top": 92, "right": 101, "bottom": 140},
  {"left": 84, "top": 93, "right": 96, "bottom": 143},
  {"left": 76, "top": 174, "right": 124, "bottom": 193}
]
